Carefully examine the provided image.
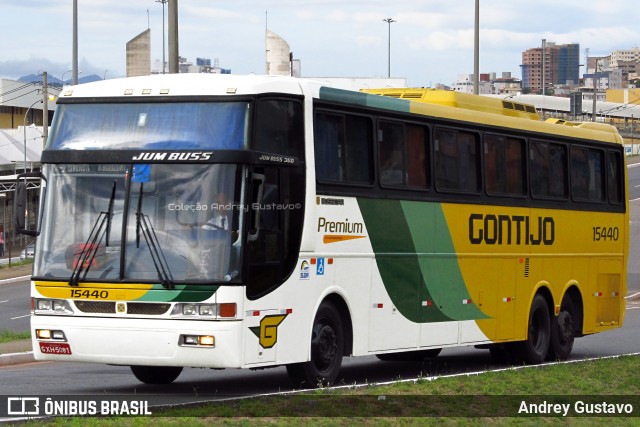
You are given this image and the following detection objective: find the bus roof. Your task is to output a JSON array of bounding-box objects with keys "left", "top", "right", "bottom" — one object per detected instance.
[
  {"left": 362, "top": 88, "right": 540, "bottom": 121},
  {"left": 58, "top": 75, "right": 623, "bottom": 146},
  {"left": 319, "top": 86, "right": 623, "bottom": 146},
  {"left": 58, "top": 74, "right": 311, "bottom": 99}
]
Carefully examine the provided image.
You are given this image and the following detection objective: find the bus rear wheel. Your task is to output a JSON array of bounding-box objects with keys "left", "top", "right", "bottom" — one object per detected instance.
[
  {"left": 130, "top": 365, "right": 183, "bottom": 384},
  {"left": 286, "top": 302, "right": 344, "bottom": 388},
  {"left": 548, "top": 294, "right": 576, "bottom": 361},
  {"left": 514, "top": 294, "right": 550, "bottom": 364}
]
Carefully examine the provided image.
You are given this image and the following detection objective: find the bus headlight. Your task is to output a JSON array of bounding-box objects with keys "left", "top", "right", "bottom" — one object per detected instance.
[
  {"left": 34, "top": 298, "right": 74, "bottom": 315},
  {"left": 171, "top": 303, "right": 236, "bottom": 319},
  {"left": 182, "top": 304, "right": 198, "bottom": 316}
]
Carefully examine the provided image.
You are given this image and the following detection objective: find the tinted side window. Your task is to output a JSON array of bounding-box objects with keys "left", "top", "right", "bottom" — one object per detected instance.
[
  {"left": 484, "top": 134, "right": 525, "bottom": 196},
  {"left": 530, "top": 141, "right": 567, "bottom": 199},
  {"left": 434, "top": 128, "right": 479, "bottom": 193},
  {"left": 378, "top": 121, "right": 429, "bottom": 189},
  {"left": 571, "top": 146, "right": 605, "bottom": 202},
  {"left": 378, "top": 121, "right": 405, "bottom": 186},
  {"left": 607, "top": 151, "right": 624, "bottom": 205},
  {"left": 314, "top": 111, "right": 372, "bottom": 184},
  {"left": 254, "top": 99, "right": 304, "bottom": 158}
]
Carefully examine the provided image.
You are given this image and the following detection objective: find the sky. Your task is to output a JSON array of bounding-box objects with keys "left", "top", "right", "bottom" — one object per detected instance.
[{"left": 1, "top": 0, "right": 639, "bottom": 87}]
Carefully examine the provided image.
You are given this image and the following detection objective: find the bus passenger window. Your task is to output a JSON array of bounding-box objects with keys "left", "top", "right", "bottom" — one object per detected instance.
[
  {"left": 484, "top": 134, "right": 525, "bottom": 196},
  {"left": 314, "top": 113, "right": 343, "bottom": 182},
  {"left": 607, "top": 151, "right": 624, "bottom": 204},
  {"left": 570, "top": 147, "right": 604, "bottom": 202},
  {"left": 406, "top": 125, "right": 429, "bottom": 188},
  {"left": 435, "top": 128, "right": 479, "bottom": 193},
  {"left": 530, "top": 141, "right": 567, "bottom": 199},
  {"left": 344, "top": 115, "right": 373, "bottom": 184},
  {"left": 379, "top": 121, "right": 405, "bottom": 186},
  {"left": 314, "top": 111, "right": 373, "bottom": 185}
]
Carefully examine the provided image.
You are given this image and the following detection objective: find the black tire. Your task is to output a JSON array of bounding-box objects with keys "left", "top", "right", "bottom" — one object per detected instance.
[
  {"left": 548, "top": 294, "right": 576, "bottom": 361},
  {"left": 513, "top": 294, "right": 551, "bottom": 364},
  {"left": 130, "top": 365, "right": 183, "bottom": 384},
  {"left": 286, "top": 302, "right": 344, "bottom": 388},
  {"left": 376, "top": 349, "right": 442, "bottom": 362}
]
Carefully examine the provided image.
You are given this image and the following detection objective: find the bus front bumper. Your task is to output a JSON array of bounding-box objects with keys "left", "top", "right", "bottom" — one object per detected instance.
[{"left": 31, "top": 315, "right": 243, "bottom": 368}]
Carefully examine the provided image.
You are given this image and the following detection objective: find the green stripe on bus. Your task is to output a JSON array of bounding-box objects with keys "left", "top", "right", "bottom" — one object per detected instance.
[
  {"left": 358, "top": 198, "right": 488, "bottom": 323},
  {"left": 357, "top": 198, "right": 451, "bottom": 323},
  {"left": 319, "top": 87, "right": 411, "bottom": 113},
  {"left": 134, "top": 284, "right": 219, "bottom": 302},
  {"left": 401, "top": 201, "right": 489, "bottom": 321}
]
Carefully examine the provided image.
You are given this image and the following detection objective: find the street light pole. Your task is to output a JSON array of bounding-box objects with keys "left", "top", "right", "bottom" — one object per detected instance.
[
  {"left": 382, "top": 18, "right": 396, "bottom": 78},
  {"left": 72, "top": 0, "right": 78, "bottom": 85},
  {"left": 156, "top": 0, "right": 168, "bottom": 74},
  {"left": 168, "top": 0, "right": 179, "bottom": 74}
]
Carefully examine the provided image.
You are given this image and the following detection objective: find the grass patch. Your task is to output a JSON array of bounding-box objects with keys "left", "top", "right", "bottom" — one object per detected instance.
[
  {"left": 13, "top": 355, "right": 640, "bottom": 426},
  {"left": 0, "top": 258, "right": 33, "bottom": 269},
  {"left": 0, "top": 329, "right": 30, "bottom": 343}
]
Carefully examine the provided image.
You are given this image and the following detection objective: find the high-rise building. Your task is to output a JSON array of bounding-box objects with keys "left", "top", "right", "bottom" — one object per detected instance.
[
  {"left": 126, "top": 29, "right": 151, "bottom": 77},
  {"left": 521, "top": 42, "right": 579, "bottom": 93}
]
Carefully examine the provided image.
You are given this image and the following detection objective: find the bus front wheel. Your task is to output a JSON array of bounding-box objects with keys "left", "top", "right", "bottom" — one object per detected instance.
[
  {"left": 130, "top": 365, "right": 183, "bottom": 384},
  {"left": 514, "top": 294, "right": 550, "bottom": 364},
  {"left": 286, "top": 302, "right": 344, "bottom": 388}
]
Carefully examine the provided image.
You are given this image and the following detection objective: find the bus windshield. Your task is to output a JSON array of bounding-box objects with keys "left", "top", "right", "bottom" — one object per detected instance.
[
  {"left": 34, "top": 163, "right": 244, "bottom": 284},
  {"left": 47, "top": 102, "right": 250, "bottom": 150}
]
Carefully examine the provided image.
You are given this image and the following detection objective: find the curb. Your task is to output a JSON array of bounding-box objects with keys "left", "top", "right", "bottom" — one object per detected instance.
[
  {"left": 0, "top": 351, "right": 35, "bottom": 367},
  {"left": 0, "top": 275, "right": 31, "bottom": 285}
]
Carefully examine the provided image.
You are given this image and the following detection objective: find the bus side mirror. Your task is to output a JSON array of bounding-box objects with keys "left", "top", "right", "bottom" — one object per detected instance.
[{"left": 14, "top": 172, "right": 46, "bottom": 237}]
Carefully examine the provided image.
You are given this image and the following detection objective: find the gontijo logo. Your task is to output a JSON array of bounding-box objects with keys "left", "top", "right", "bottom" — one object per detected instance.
[{"left": 318, "top": 217, "right": 366, "bottom": 244}]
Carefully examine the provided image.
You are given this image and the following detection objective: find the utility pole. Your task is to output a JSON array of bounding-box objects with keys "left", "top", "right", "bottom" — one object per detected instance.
[
  {"left": 473, "top": 0, "right": 479, "bottom": 95},
  {"left": 382, "top": 18, "right": 396, "bottom": 78},
  {"left": 168, "top": 0, "right": 179, "bottom": 74},
  {"left": 42, "top": 72, "right": 48, "bottom": 147},
  {"left": 72, "top": 0, "right": 78, "bottom": 85},
  {"left": 592, "top": 57, "right": 599, "bottom": 122},
  {"left": 541, "top": 39, "right": 546, "bottom": 120}
]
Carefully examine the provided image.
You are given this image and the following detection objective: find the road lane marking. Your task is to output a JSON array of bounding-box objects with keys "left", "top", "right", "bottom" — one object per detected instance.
[
  {"left": 0, "top": 300, "right": 8, "bottom": 304},
  {"left": 625, "top": 291, "right": 640, "bottom": 299},
  {"left": 10, "top": 314, "right": 30, "bottom": 320}
]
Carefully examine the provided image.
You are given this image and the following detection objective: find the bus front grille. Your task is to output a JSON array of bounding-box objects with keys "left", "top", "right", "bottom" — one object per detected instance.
[{"left": 74, "top": 301, "right": 171, "bottom": 315}]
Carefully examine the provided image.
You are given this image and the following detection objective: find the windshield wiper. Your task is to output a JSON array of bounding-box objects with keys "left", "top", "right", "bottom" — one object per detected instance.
[
  {"left": 135, "top": 183, "right": 175, "bottom": 289},
  {"left": 69, "top": 181, "right": 116, "bottom": 286}
]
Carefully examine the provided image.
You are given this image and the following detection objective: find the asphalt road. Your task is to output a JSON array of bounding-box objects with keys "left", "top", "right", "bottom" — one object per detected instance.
[{"left": 0, "top": 280, "right": 30, "bottom": 333}]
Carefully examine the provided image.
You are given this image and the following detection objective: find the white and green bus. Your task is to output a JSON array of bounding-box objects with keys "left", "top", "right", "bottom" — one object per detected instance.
[{"left": 20, "top": 74, "right": 628, "bottom": 386}]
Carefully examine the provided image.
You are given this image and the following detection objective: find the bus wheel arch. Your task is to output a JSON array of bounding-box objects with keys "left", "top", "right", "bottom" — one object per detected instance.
[
  {"left": 549, "top": 286, "right": 583, "bottom": 361},
  {"left": 286, "top": 295, "right": 352, "bottom": 387}
]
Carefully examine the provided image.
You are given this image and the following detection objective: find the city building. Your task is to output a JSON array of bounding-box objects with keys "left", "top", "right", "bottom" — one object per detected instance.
[
  {"left": 0, "top": 78, "right": 59, "bottom": 131},
  {"left": 521, "top": 42, "right": 580, "bottom": 93},
  {"left": 451, "top": 72, "right": 521, "bottom": 95},
  {"left": 126, "top": 29, "right": 151, "bottom": 77}
]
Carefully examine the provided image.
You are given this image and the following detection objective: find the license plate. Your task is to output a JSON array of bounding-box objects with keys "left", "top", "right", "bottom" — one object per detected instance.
[{"left": 39, "top": 342, "right": 72, "bottom": 355}]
